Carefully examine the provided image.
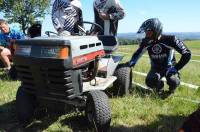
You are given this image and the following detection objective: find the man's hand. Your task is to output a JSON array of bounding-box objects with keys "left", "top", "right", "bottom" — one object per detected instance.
[
  {"left": 166, "top": 67, "right": 178, "bottom": 77},
  {"left": 126, "top": 61, "right": 135, "bottom": 68},
  {"left": 99, "top": 12, "right": 110, "bottom": 20}
]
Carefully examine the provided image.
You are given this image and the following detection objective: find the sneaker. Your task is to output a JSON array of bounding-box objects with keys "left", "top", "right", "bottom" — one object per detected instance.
[
  {"left": 169, "top": 89, "right": 175, "bottom": 94},
  {"left": 168, "top": 88, "right": 176, "bottom": 94}
]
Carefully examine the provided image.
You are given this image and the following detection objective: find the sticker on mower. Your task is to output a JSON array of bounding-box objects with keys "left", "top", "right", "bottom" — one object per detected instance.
[
  {"left": 40, "top": 46, "right": 60, "bottom": 58},
  {"left": 73, "top": 50, "right": 105, "bottom": 66},
  {"left": 15, "top": 45, "right": 31, "bottom": 56}
]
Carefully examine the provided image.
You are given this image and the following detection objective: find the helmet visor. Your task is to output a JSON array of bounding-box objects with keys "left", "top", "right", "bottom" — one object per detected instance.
[
  {"left": 136, "top": 32, "right": 146, "bottom": 43},
  {"left": 137, "top": 26, "right": 153, "bottom": 34}
]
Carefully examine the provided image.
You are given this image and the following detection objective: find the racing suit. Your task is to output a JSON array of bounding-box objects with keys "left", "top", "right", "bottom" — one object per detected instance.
[
  {"left": 52, "top": 0, "right": 83, "bottom": 34},
  {"left": 92, "top": 0, "right": 125, "bottom": 35},
  {"left": 129, "top": 35, "right": 191, "bottom": 90}
]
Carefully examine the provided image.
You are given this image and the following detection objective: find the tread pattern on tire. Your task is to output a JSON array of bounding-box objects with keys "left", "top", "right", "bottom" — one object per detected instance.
[
  {"left": 86, "top": 90, "right": 111, "bottom": 131},
  {"left": 113, "top": 64, "right": 132, "bottom": 96},
  {"left": 16, "top": 87, "right": 36, "bottom": 124}
]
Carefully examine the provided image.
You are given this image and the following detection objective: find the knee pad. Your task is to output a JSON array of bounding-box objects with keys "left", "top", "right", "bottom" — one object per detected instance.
[{"left": 145, "top": 73, "right": 160, "bottom": 88}]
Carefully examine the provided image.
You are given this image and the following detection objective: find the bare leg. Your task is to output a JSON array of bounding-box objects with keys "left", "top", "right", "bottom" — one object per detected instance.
[{"left": 0, "top": 47, "right": 11, "bottom": 70}]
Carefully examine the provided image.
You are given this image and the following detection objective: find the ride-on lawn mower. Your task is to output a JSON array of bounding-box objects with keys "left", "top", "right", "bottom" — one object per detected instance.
[{"left": 13, "top": 22, "right": 132, "bottom": 131}]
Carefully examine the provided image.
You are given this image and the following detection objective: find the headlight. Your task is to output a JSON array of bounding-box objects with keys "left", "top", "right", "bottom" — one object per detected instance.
[
  {"left": 41, "top": 46, "right": 69, "bottom": 59},
  {"left": 14, "top": 45, "right": 31, "bottom": 56},
  {"left": 58, "top": 47, "right": 69, "bottom": 59},
  {"left": 14, "top": 44, "right": 69, "bottom": 59}
]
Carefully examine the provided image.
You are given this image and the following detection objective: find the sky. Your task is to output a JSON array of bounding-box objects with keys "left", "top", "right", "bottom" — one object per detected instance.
[{"left": 1, "top": 0, "right": 200, "bottom": 33}]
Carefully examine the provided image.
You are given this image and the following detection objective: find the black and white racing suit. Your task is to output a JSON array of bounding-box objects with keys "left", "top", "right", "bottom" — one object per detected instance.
[
  {"left": 92, "top": 0, "right": 125, "bottom": 35},
  {"left": 52, "top": 0, "right": 83, "bottom": 34},
  {"left": 129, "top": 35, "right": 191, "bottom": 90}
]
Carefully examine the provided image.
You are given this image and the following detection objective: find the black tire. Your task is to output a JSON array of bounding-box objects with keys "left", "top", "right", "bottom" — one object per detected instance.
[
  {"left": 85, "top": 91, "right": 111, "bottom": 131},
  {"left": 44, "top": 100, "right": 66, "bottom": 114},
  {"left": 113, "top": 63, "right": 132, "bottom": 96},
  {"left": 16, "top": 87, "right": 36, "bottom": 124}
]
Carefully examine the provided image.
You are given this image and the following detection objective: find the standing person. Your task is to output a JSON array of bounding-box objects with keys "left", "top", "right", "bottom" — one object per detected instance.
[
  {"left": 52, "top": 0, "right": 83, "bottom": 35},
  {"left": 92, "top": 0, "right": 125, "bottom": 35},
  {"left": 128, "top": 18, "right": 191, "bottom": 95},
  {"left": 0, "top": 19, "right": 24, "bottom": 72}
]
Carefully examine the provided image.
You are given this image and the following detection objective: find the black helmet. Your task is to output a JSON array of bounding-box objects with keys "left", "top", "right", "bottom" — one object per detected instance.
[{"left": 137, "top": 18, "right": 163, "bottom": 39}]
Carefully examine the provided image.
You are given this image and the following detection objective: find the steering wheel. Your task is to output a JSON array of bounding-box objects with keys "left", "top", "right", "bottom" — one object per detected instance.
[
  {"left": 45, "top": 21, "right": 103, "bottom": 36},
  {"left": 78, "top": 21, "right": 103, "bottom": 35}
]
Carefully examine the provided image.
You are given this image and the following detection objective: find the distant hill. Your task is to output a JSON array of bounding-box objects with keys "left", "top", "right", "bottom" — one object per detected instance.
[{"left": 118, "top": 32, "right": 200, "bottom": 40}]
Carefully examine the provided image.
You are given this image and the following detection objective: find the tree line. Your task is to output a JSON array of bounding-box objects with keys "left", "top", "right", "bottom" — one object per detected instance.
[{"left": 118, "top": 38, "right": 139, "bottom": 45}]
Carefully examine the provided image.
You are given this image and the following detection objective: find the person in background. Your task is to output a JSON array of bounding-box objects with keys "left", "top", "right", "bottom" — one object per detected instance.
[
  {"left": 128, "top": 18, "right": 191, "bottom": 95},
  {"left": 91, "top": 0, "right": 125, "bottom": 35},
  {"left": 52, "top": 0, "right": 83, "bottom": 35},
  {"left": 0, "top": 19, "right": 24, "bottom": 72}
]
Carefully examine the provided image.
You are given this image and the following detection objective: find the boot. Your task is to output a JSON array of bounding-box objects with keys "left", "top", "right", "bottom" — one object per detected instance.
[
  {"left": 168, "top": 86, "right": 176, "bottom": 94},
  {"left": 156, "top": 80, "right": 164, "bottom": 95}
]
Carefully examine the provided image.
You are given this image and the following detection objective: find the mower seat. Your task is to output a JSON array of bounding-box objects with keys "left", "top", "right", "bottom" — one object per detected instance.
[
  {"left": 98, "top": 35, "right": 119, "bottom": 54},
  {"left": 28, "top": 23, "right": 42, "bottom": 38}
]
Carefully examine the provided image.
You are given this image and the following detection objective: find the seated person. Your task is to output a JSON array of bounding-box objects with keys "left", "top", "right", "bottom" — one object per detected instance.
[
  {"left": 52, "top": 0, "right": 83, "bottom": 35},
  {"left": 0, "top": 19, "right": 24, "bottom": 72}
]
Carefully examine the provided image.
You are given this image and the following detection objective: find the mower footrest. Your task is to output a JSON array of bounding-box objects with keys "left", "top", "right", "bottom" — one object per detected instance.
[{"left": 82, "top": 76, "right": 117, "bottom": 92}]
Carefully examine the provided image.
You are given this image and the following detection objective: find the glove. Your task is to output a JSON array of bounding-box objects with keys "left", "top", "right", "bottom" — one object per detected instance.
[{"left": 166, "top": 67, "right": 178, "bottom": 77}]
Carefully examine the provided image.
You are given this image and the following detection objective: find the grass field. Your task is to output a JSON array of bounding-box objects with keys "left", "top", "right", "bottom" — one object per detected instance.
[{"left": 0, "top": 40, "right": 200, "bottom": 132}]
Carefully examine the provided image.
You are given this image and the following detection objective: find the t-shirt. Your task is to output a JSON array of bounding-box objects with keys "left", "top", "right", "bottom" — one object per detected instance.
[{"left": 0, "top": 27, "right": 24, "bottom": 47}]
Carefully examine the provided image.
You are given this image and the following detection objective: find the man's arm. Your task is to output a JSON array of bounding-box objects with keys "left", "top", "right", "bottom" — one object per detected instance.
[
  {"left": 172, "top": 37, "right": 191, "bottom": 71},
  {"left": 129, "top": 43, "right": 146, "bottom": 67},
  {"left": 108, "top": 0, "right": 125, "bottom": 21},
  {"left": 52, "top": 0, "right": 62, "bottom": 31},
  {"left": 95, "top": 0, "right": 125, "bottom": 21},
  {"left": 90, "top": 7, "right": 104, "bottom": 35},
  {"left": 52, "top": 0, "right": 72, "bottom": 32},
  {"left": 52, "top": 0, "right": 70, "bottom": 13}
]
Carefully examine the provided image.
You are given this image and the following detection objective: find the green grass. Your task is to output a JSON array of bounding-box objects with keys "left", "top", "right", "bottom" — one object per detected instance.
[
  {"left": 0, "top": 40, "right": 200, "bottom": 132},
  {"left": 185, "top": 40, "right": 200, "bottom": 49}
]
